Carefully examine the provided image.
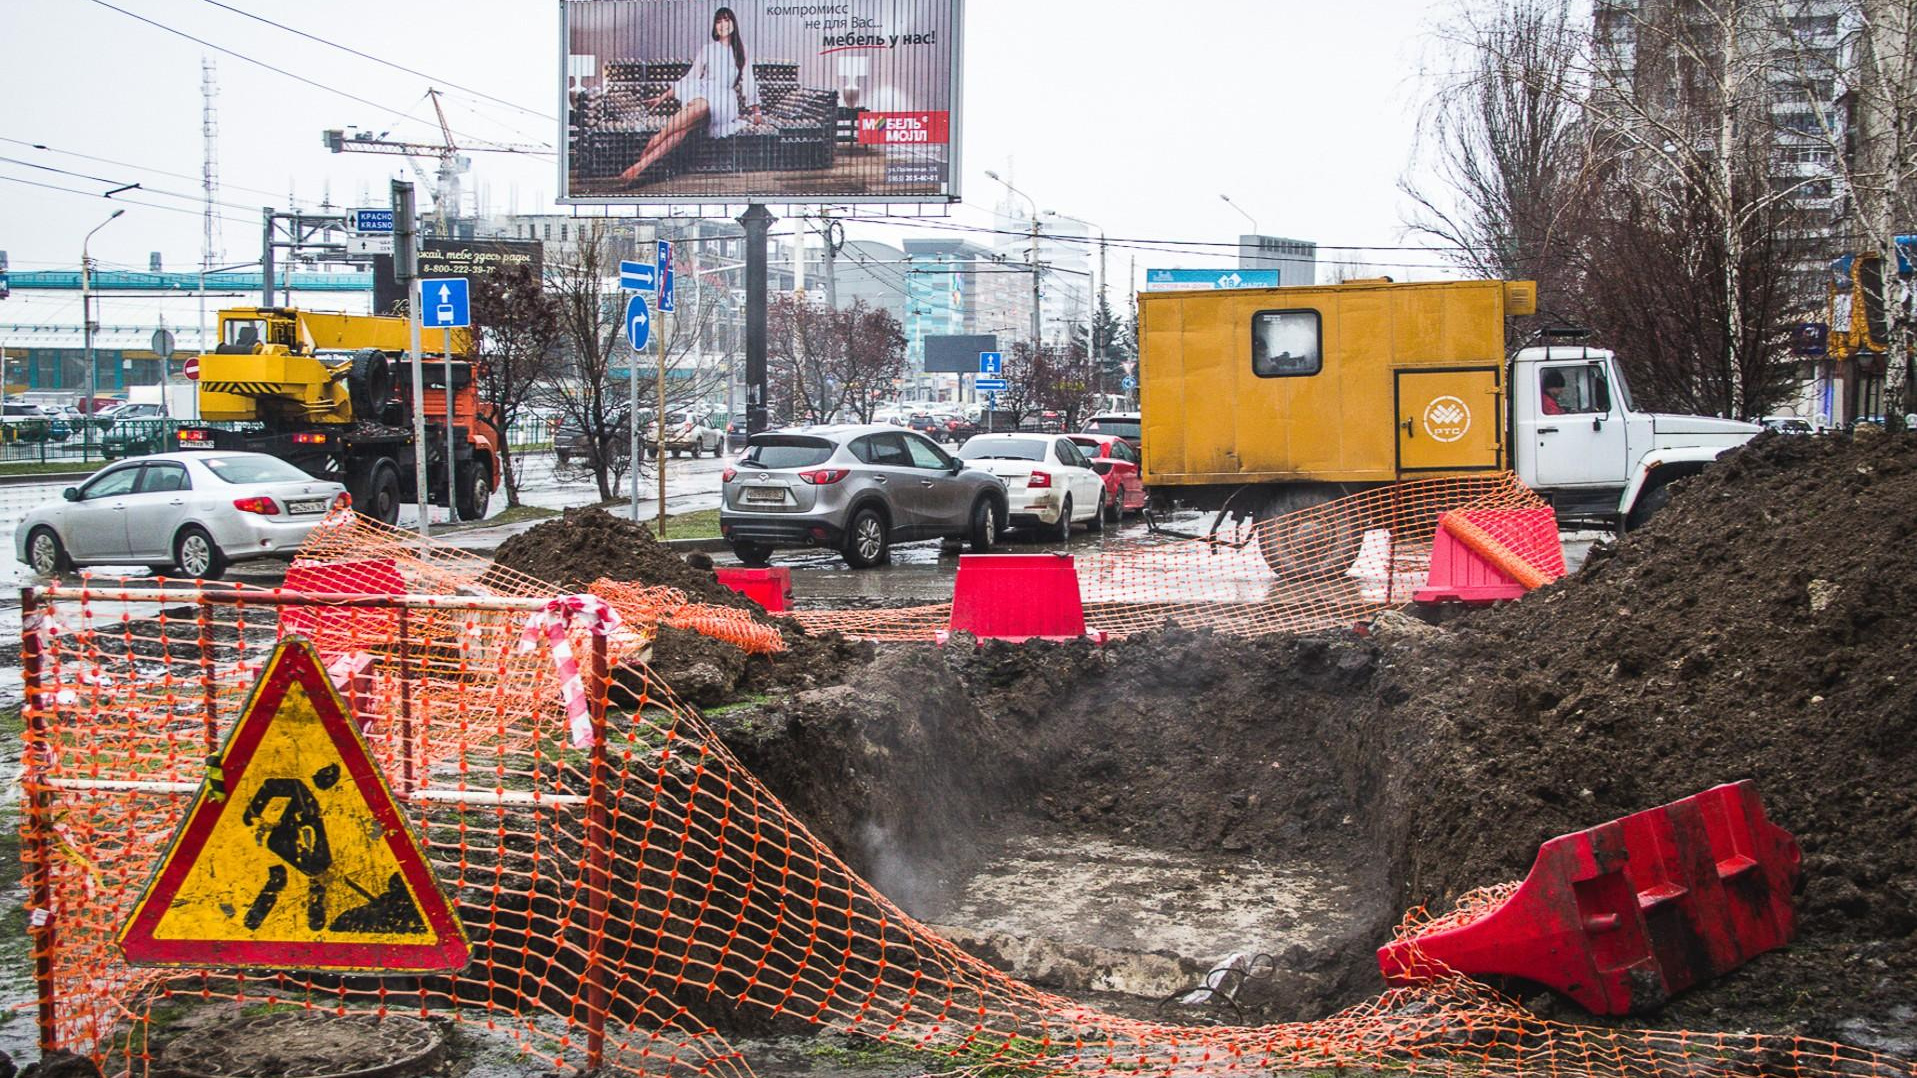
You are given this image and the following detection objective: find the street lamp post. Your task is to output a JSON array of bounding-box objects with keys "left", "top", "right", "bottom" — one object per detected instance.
[
  {"left": 986, "top": 170, "right": 1042, "bottom": 347},
  {"left": 1219, "top": 193, "right": 1258, "bottom": 238},
  {"left": 81, "top": 208, "right": 127, "bottom": 458}
]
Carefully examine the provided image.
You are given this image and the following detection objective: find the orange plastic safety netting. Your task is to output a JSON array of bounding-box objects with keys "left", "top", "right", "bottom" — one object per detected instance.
[
  {"left": 790, "top": 473, "right": 1559, "bottom": 640},
  {"left": 19, "top": 578, "right": 1917, "bottom": 1078}
]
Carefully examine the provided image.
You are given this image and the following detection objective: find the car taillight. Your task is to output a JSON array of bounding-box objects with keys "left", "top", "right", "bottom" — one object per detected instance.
[
  {"left": 1026, "top": 470, "right": 1052, "bottom": 488},
  {"left": 721, "top": 467, "right": 738, "bottom": 483},
  {"left": 798, "top": 468, "right": 850, "bottom": 485},
  {"left": 176, "top": 428, "right": 211, "bottom": 443},
  {"left": 233, "top": 496, "right": 280, "bottom": 515},
  {"left": 332, "top": 492, "right": 352, "bottom": 510}
]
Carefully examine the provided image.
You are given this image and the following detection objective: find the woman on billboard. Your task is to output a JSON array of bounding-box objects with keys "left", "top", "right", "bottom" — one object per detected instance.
[{"left": 620, "top": 6, "right": 765, "bottom": 187}]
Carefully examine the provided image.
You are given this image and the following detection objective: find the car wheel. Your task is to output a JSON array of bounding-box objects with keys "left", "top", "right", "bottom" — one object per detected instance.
[
  {"left": 1054, "top": 496, "right": 1074, "bottom": 542},
  {"left": 691, "top": 440, "right": 704, "bottom": 459},
  {"left": 173, "top": 525, "right": 228, "bottom": 581},
  {"left": 1104, "top": 491, "right": 1122, "bottom": 523},
  {"left": 1088, "top": 491, "right": 1106, "bottom": 533},
  {"left": 968, "top": 497, "right": 1000, "bottom": 553},
  {"left": 26, "top": 527, "right": 71, "bottom": 576},
  {"left": 556, "top": 451, "right": 572, "bottom": 466},
  {"left": 842, "top": 506, "right": 890, "bottom": 568},
  {"left": 731, "top": 540, "right": 771, "bottom": 567}
]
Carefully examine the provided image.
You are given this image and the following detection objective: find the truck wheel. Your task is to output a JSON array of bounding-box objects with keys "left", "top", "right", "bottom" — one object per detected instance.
[
  {"left": 346, "top": 350, "right": 393, "bottom": 421},
  {"left": 355, "top": 460, "right": 403, "bottom": 525},
  {"left": 174, "top": 525, "right": 228, "bottom": 581},
  {"left": 455, "top": 460, "right": 491, "bottom": 521},
  {"left": 1256, "top": 493, "right": 1360, "bottom": 580},
  {"left": 1626, "top": 478, "right": 1676, "bottom": 531}
]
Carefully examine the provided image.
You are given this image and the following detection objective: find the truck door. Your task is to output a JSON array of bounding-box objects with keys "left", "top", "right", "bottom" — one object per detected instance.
[
  {"left": 1395, "top": 368, "right": 1503, "bottom": 474},
  {"left": 1524, "top": 361, "right": 1629, "bottom": 486}
]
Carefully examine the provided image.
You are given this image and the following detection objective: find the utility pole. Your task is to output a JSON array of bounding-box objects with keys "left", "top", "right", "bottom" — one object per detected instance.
[
  {"left": 821, "top": 212, "right": 838, "bottom": 309},
  {"left": 260, "top": 207, "right": 276, "bottom": 307},
  {"left": 393, "top": 180, "right": 430, "bottom": 537},
  {"left": 1028, "top": 216, "right": 1042, "bottom": 346},
  {"left": 81, "top": 208, "right": 125, "bottom": 457},
  {"left": 739, "top": 204, "right": 776, "bottom": 434}
]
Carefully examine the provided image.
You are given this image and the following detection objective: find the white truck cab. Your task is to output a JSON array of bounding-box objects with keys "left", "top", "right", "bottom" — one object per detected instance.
[{"left": 1510, "top": 346, "right": 1760, "bottom": 528}]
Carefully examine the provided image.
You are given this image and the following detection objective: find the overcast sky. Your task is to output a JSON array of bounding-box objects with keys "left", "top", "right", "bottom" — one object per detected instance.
[{"left": 2, "top": 0, "right": 1469, "bottom": 290}]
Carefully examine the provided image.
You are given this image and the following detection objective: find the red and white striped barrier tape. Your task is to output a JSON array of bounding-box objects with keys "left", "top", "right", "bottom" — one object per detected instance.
[{"left": 518, "top": 595, "right": 623, "bottom": 748}]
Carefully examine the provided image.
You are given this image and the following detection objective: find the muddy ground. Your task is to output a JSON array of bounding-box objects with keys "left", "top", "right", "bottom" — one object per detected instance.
[{"left": 567, "top": 431, "right": 1917, "bottom": 1048}]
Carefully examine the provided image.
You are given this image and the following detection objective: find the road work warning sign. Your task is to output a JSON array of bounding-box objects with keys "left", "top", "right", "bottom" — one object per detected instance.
[{"left": 118, "top": 637, "right": 469, "bottom": 972}]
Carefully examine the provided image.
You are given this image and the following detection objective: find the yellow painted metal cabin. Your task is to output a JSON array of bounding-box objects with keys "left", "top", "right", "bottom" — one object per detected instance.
[{"left": 1138, "top": 279, "right": 1536, "bottom": 494}]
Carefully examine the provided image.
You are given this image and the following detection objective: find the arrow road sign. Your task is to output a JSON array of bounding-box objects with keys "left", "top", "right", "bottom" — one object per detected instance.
[
  {"left": 978, "top": 351, "right": 1003, "bottom": 375},
  {"left": 619, "top": 260, "right": 656, "bottom": 292},
  {"left": 418, "top": 277, "right": 470, "bottom": 329},
  {"left": 625, "top": 294, "right": 652, "bottom": 351},
  {"left": 657, "top": 240, "right": 675, "bottom": 313},
  {"left": 975, "top": 377, "right": 1008, "bottom": 391}
]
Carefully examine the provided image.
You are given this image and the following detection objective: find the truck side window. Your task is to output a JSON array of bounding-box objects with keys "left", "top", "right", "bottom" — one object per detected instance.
[
  {"left": 1251, "top": 310, "right": 1322, "bottom": 377},
  {"left": 1541, "top": 365, "right": 1608, "bottom": 414}
]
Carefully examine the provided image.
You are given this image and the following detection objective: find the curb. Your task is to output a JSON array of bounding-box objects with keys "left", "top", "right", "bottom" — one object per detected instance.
[{"left": 660, "top": 537, "right": 730, "bottom": 553}]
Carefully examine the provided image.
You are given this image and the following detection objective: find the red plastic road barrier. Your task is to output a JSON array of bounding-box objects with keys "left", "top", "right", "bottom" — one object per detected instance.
[
  {"left": 279, "top": 559, "right": 405, "bottom": 638},
  {"left": 948, "top": 553, "right": 1089, "bottom": 641},
  {"left": 714, "top": 567, "right": 792, "bottom": 613},
  {"left": 1413, "top": 507, "right": 1564, "bottom": 604},
  {"left": 1378, "top": 781, "right": 1801, "bottom": 1014}
]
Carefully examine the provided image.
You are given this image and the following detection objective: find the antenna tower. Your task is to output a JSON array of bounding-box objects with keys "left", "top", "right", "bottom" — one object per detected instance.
[{"left": 201, "top": 57, "right": 223, "bottom": 273}]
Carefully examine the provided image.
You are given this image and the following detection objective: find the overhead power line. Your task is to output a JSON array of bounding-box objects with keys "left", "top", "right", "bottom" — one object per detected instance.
[
  {"left": 196, "top": 0, "right": 557, "bottom": 124},
  {"left": 82, "top": 0, "right": 554, "bottom": 156},
  {"left": 0, "top": 135, "right": 289, "bottom": 204}
]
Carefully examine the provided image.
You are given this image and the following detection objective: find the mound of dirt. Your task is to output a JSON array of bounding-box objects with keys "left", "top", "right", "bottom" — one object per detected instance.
[
  {"left": 493, "top": 507, "right": 755, "bottom": 606},
  {"left": 1366, "top": 430, "right": 1917, "bottom": 1038},
  {"left": 493, "top": 507, "right": 875, "bottom": 702}
]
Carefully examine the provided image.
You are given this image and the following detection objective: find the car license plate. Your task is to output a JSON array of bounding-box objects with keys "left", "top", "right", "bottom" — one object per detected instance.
[
  {"left": 287, "top": 498, "right": 327, "bottom": 515},
  {"left": 743, "top": 486, "right": 785, "bottom": 505}
]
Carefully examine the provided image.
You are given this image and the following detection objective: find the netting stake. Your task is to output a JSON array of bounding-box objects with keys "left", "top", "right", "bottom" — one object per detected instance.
[
  {"left": 20, "top": 587, "right": 58, "bottom": 1053},
  {"left": 197, "top": 593, "right": 218, "bottom": 754},
  {"left": 397, "top": 604, "right": 416, "bottom": 797},
  {"left": 584, "top": 630, "right": 612, "bottom": 1071}
]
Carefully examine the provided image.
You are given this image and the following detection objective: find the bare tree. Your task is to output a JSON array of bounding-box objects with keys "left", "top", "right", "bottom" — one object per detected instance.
[
  {"left": 767, "top": 293, "right": 843, "bottom": 424},
  {"left": 545, "top": 222, "right": 632, "bottom": 502},
  {"left": 1404, "top": 0, "right": 1594, "bottom": 317},
  {"left": 838, "top": 300, "right": 908, "bottom": 423},
  {"left": 469, "top": 261, "right": 562, "bottom": 508}
]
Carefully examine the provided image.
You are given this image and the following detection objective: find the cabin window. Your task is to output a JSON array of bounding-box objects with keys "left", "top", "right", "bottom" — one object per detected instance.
[{"left": 1251, "top": 310, "right": 1322, "bottom": 377}]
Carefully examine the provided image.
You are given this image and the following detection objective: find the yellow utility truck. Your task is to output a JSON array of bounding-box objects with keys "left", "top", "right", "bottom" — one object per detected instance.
[
  {"left": 182, "top": 307, "right": 500, "bottom": 525},
  {"left": 1137, "top": 278, "right": 1759, "bottom": 573}
]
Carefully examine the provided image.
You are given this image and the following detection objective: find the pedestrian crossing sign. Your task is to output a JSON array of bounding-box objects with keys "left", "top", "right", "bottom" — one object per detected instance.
[{"left": 118, "top": 637, "right": 469, "bottom": 972}]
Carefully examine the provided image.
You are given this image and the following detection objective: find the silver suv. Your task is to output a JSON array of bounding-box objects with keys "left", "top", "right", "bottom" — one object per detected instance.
[{"left": 720, "top": 425, "right": 1008, "bottom": 568}]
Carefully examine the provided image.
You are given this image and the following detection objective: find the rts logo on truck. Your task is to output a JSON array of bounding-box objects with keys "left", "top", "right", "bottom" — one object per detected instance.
[{"left": 1422, "top": 396, "right": 1472, "bottom": 443}]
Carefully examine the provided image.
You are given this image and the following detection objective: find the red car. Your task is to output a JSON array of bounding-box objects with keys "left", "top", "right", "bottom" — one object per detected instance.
[{"left": 1067, "top": 433, "right": 1148, "bottom": 521}]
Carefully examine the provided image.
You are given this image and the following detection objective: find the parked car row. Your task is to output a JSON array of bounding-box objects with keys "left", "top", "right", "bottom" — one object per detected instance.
[{"left": 718, "top": 417, "right": 1150, "bottom": 569}]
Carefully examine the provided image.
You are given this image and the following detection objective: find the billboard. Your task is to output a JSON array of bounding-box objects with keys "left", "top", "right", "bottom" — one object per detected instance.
[
  {"left": 562, "top": 1, "right": 963, "bottom": 204},
  {"left": 922, "top": 333, "right": 997, "bottom": 374},
  {"left": 372, "top": 239, "right": 544, "bottom": 315},
  {"left": 1144, "top": 268, "right": 1284, "bottom": 292}
]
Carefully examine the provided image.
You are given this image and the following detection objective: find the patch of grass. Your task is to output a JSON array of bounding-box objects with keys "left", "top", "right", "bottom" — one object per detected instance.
[
  {"left": 643, "top": 507, "right": 720, "bottom": 541},
  {"left": 703, "top": 695, "right": 771, "bottom": 717},
  {"left": 443, "top": 504, "right": 561, "bottom": 533},
  {"left": 0, "top": 707, "right": 22, "bottom": 738},
  {"left": 0, "top": 460, "right": 103, "bottom": 479}
]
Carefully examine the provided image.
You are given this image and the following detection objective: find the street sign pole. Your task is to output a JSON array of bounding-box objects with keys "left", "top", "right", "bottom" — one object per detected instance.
[
  {"left": 656, "top": 240, "right": 671, "bottom": 538},
  {"left": 394, "top": 181, "right": 429, "bottom": 538},
  {"left": 445, "top": 331, "right": 456, "bottom": 519}
]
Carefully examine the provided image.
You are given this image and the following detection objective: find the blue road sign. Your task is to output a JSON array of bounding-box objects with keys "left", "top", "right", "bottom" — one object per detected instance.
[
  {"left": 974, "top": 377, "right": 1008, "bottom": 391},
  {"left": 657, "top": 240, "right": 675, "bottom": 313},
  {"left": 987, "top": 391, "right": 998, "bottom": 408},
  {"left": 1121, "top": 375, "right": 1138, "bottom": 390},
  {"left": 625, "top": 294, "right": 652, "bottom": 351},
  {"left": 978, "top": 351, "right": 1003, "bottom": 375},
  {"left": 351, "top": 208, "right": 394, "bottom": 233},
  {"left": 619, "top": 260, "right": 656, "bottom": 292},
  {"left": 419, "top": 277, "right": 470, "bottom": 329}
]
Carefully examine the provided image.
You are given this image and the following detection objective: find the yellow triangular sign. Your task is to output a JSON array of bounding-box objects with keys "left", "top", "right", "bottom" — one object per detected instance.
[{"left": 119, "top": 637, "right": 469, "bottom": 971}]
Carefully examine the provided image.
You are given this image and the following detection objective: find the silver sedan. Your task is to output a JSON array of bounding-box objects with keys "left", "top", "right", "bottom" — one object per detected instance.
[{"left": 16, "top": 451, "right": 348, "bottom": 580}]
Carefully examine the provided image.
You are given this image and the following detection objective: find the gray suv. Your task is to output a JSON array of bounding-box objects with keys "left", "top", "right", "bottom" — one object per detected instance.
[{"left": 720, "top": 425, "right": 1008, "bottom": 568}]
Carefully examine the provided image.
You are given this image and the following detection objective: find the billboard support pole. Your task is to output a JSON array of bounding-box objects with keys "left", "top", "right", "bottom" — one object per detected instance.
[
  {"left": 739, "top": 204, "right": 776, "bottom": 435},
  {"left": 394, "top": 180, "right": 430, "bottom": 538}
]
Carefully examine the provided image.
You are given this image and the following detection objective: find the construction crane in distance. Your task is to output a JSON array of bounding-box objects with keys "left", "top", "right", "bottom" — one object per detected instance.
[{"left": 323, "top": 89, "right": 545, "bottom": 235}]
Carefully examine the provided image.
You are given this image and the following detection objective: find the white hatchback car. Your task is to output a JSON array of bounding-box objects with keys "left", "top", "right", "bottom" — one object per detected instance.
[
  {"left": 956, "top": 433, "right": 1109, "bottom": 540},
  {"left": 17, "top": 451, "right": 348, "bottom": 580}
]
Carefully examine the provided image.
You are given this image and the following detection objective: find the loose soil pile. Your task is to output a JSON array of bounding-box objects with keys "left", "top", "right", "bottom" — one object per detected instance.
[{"left": 492, "top": 507, "right": 870, "bottom": 703}]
